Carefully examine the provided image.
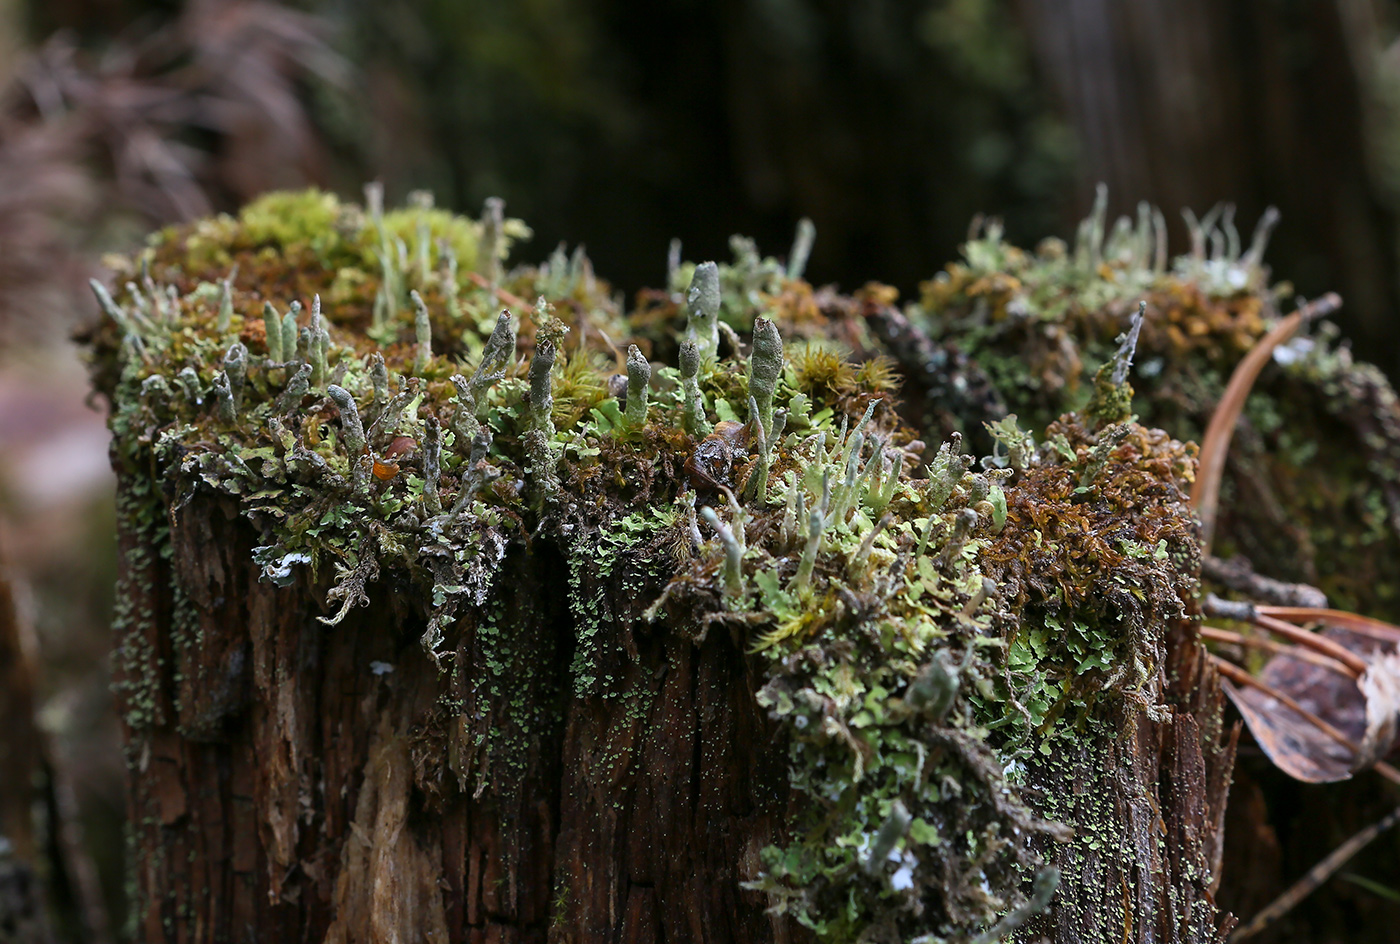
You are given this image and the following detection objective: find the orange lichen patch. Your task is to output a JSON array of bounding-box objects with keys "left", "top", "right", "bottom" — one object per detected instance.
[
  {"left": 922, "top": 265, "right": 1271, "bottom": 380},
  {"left": 1146, "top": 282, "right": 1269, "bottom": 360},
  {"left": 920, "top": 264, "right": 1022, "bottom": 325},
  {"left": 918, "top": 264, "right": 973, "bottom": 312},
  {"left": 966, "top": 271, "right": 1023, "bottom": 306},
  {"left": 372, "top": 459, "right": 400, "bottom": 482},
  {"left": 854, "top": 282, "right": 899, "bottom": 309}
]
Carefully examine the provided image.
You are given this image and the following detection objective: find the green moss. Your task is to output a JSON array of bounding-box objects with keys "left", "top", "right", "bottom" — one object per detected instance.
[
  {"left": 238, "top": 188, "right": 343, "bottom": 254},
  {"left": 91, "top": 188, "right": 1363, "bottom": 942},
  {"left": 914, "top": 199, "right": 1400, "bottom": 622}
]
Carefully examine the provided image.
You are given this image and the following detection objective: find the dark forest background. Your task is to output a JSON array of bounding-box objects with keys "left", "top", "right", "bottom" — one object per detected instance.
[
  {"left": 8, "top": 0, "right": 1400, "bottom": 370},
  {"left": 3, "top": 0, "right": 1400, "bottom": 938}
]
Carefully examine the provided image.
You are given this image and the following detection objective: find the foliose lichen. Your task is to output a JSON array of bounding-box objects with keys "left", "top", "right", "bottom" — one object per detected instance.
[{"left": 90, "top": 188, "right": 1206, "bottom": 943}]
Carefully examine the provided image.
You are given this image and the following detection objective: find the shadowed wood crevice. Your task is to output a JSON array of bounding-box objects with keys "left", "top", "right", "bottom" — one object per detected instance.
[{"left": 115, "top": 492, "right": 803, "bottom": 943}]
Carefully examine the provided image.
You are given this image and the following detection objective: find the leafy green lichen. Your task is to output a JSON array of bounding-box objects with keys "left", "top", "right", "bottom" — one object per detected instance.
[{"left": 90, "top": 189, "right": 1220, "bottom": 943}]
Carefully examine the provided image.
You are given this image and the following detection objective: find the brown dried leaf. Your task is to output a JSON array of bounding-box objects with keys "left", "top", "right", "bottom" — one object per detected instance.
[
  {"left": 1357, "top": 651, "right": 1400, "bottom": 770},
  {"left": 1223, "top": 678, "right": 1359, "bottom": 783},
  {"left": 1226, "top": 628, "right": 1400, "bottom": 783}
]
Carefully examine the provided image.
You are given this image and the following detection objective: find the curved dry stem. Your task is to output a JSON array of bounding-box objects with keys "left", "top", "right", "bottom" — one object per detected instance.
[
  {"left": 1251, "top": 613, "right": 1367, "bottom": 677},
  {"left": 1203, "top": 593, "right": 1367, "bottom": 676},
  {"left": 1192, "top": 292, "right": 1342, "bottom": 552},
  {"left": 465, "top": 270, "right": 535, "bottom": 313},
  {"left": 1199, "top": 626, "right": 1355, "bottom": 678},
  {"left": 1255, "top": 606, "right": 1400, "bottom": 646}
]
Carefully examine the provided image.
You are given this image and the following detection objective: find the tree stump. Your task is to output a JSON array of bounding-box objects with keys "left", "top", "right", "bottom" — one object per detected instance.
[{"left": 87, "top": 190, "right": 1267, "bottom": 943}]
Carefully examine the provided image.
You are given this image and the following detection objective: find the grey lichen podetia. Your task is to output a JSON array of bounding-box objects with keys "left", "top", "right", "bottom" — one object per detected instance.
[
  {"left": 1085, "top": 299, "right": 1145, "bottom": 428},
  {"left": 87, "top": 188, "right": 1202, "bottom": 944}
]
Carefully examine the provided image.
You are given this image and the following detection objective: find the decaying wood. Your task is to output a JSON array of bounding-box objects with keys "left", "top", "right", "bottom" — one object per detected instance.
[
  {"left": 1014, "top": 628, "right": 1238, "bottom": 944},
  {"left": 116, "top": 493, "right": 801, "bottom": 942},
  {"left": 103, "top": 474, "right": 1242, "bottom": 944}
]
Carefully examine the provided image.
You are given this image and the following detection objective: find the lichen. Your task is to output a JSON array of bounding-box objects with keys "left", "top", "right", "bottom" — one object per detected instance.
[
  {"left": 89, "top": 189, "right": 1220, "bottom": 942},
  {"left": 912, "top": 194, "right": 1400, "bottom": 623}
]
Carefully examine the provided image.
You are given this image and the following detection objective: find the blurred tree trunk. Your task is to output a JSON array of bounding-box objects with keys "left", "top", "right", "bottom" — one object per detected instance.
[
  {"left": 0, "top": 568, "right": 52, "bottom": 944},
  {"left": 0, "top": 569, "right": 42, "bottom": 868},
  {"left": 1, "top": 561, "right": 111, "bottom": 944}
]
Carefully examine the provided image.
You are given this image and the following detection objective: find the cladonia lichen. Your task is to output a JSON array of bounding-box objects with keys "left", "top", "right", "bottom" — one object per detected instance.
[{"left": 88, "top": 187, "right": 1285, "bottom": 943}]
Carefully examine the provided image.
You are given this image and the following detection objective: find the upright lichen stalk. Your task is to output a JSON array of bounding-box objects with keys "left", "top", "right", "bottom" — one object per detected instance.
[
  {"left": 679, "top": 339, "right": 711, "bottom": 437},
  {"left": 326, "top": 384, "right": 368, "bottom": 489},
  {"left": 687, "top": 261, "right": 721, "bottom": 359},
  {"left": 749, "top": 317, "right": 782, "bottom": 441},
  {"left": 263, "top": 302, "right": 283, "bottom": 362},
  {"left": 411, "top": 290, "right": 433, "bottom": 376},
  {"left": 625, "top": 345, "right": 650, "bottom": 429},
  {"left": 525, "top": 339, "right": 560, "bottom": 508}
]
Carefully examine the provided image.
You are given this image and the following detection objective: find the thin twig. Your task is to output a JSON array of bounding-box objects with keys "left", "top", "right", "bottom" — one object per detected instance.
[
  {"left": 465, "top": 271, "right": 534, "bottom": 312},
  {"left": 1200, "top": 626, "right": 1354, "bottom": 678},
  {"left": 1255, "top": 606, "right": 1400, "bottom": 646},
  {"left": 1251, "top": 613, "right": 1367, "bottom": 677},
  {"left": 1193, "top": 293, "right": 1342, "bottom": 552},
  {"left": 1202, "top": 554, "right": 1328, "bottom": 609},
  {"left": 1203, "top": 594, "right": 1366, "bottom": 677},
  {"left": 1231, "top": 805, "right": 1400, "bottom": 940}
]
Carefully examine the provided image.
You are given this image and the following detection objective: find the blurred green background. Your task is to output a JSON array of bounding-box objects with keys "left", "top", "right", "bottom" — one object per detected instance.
[
  {"left": 9, "top": 0, "right": 1400, "bottom": 360},
  {"left": 2, "top": 0, "right": 1400, "bottom": 940}
]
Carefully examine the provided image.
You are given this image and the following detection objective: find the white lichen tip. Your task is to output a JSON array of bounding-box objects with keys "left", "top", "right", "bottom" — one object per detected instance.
[
  {"left": 1110, "top": 301, "right": 1147, "bottom": 386},
  {"left": 787, "top": 217, "right": 816, "bottom": 280}
]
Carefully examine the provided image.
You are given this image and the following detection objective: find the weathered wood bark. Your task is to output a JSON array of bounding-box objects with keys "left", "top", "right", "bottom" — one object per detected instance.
[
  {"left": 102, "top": 393, "right": 1241, "bottom": 943},
  {"left": 1018, "top": 630, "right": 1237, "bottom": 944},
  {"left": 110, "top": 489, "right": 1235, "bottom": 944},
  {"left": 115, "top": 489, "right": 798, "bottom": 942}
]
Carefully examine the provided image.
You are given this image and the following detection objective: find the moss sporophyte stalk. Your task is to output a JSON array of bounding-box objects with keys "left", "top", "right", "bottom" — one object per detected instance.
[{"left": 86, "top": 187, "right": 1400, "bottom": 942}]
